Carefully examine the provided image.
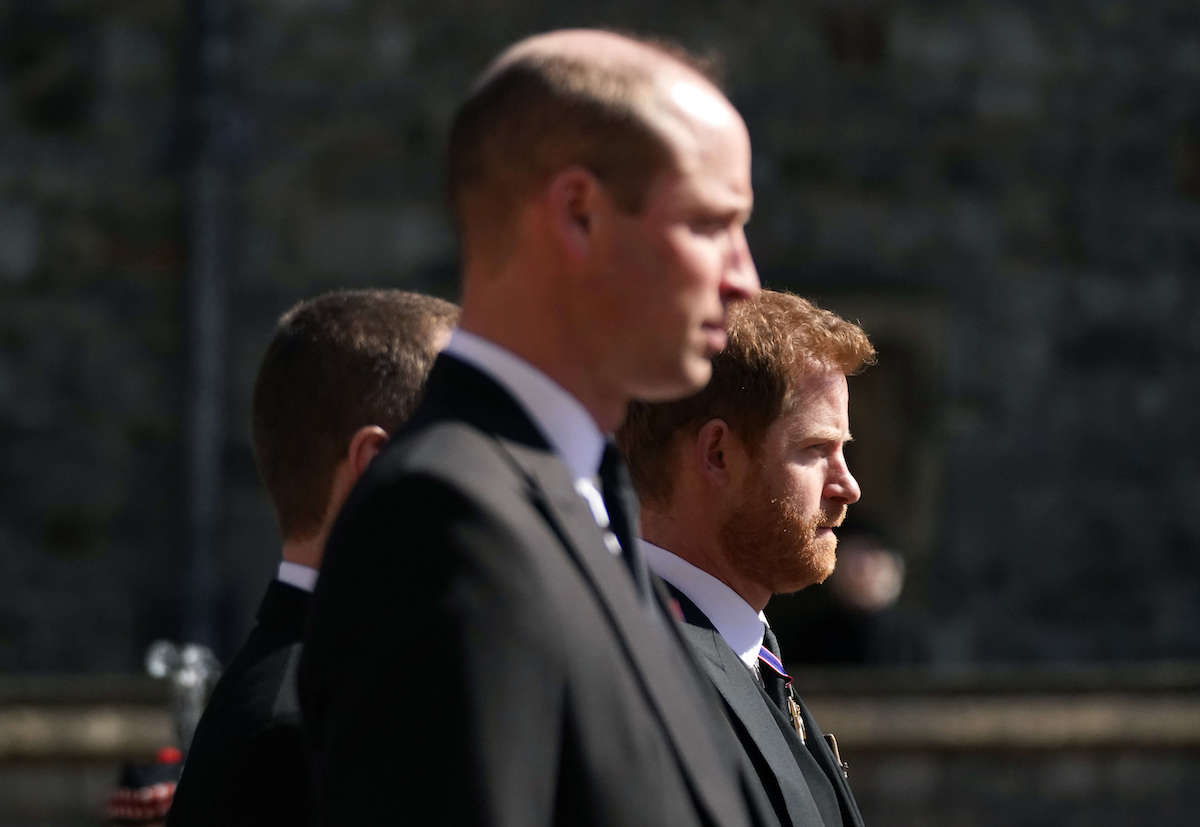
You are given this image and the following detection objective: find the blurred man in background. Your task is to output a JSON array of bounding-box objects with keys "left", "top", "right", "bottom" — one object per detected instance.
[
  {"left": 166, "top": 289, "right": 458, "bottom": 827},
  {"left": 298, "top": 28, "right": 773, "bottom": 827},
  {"left": 618, "top": 289, "right": 875, "bottom": 827},
  {"left": 788, "top": 519, "right": 927, "bottom": 667}
]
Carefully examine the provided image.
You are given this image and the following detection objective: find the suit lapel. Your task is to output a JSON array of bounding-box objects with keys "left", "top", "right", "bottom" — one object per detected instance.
[
  {"left": 505, "top": 441, "right": 751, "bottom": 827},
  {"left": 793, "top": 698, "right": 865, "bottom": 827},
  {"left": 684, "top": 620, "right": 834, "bottom": 827},
  {"left": 251, "top": 581, "right": 311, "bottom": 723},
  {"left": 669, "top": 587, "right": 840, "bottom": 827},
  {"left": 415, "top": 355, "right": 753, "bottom": 827}
]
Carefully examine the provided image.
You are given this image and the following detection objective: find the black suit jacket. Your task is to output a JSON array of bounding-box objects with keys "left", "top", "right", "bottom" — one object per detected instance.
[
  {"left": 299, "top": 354, "right": 774, "bottom": 827},
  {"left": 666, "top": 585, "right": 866, "bottom": 827},
  {"left": 167, "top": 580, "right": 311, "bottom": 827}
]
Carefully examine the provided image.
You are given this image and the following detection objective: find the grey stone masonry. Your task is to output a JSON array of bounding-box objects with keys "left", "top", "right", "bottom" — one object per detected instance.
[{"left": 1, "top": 1, "right": 1198, "bottom": 673}]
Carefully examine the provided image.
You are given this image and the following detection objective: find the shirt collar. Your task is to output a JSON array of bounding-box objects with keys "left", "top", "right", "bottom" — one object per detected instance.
[
  {"left": 641, "top": 539, "right": 768, "bottom": 669},
  {"left": 444, "top": 329, "right": 605, "bottom": 479},
  {"left": 277, "top": 561, "right": 318, "bottom": 593}
]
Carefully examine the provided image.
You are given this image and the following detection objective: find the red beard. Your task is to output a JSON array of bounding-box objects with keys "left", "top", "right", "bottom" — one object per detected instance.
[{"left": 718, "top": 476, "right": 847, "bottom": 595}]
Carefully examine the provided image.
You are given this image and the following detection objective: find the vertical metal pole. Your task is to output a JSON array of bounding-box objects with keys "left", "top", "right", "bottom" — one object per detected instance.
[{"left": 180, "top": 0, "right": 241, "bottom": 648}]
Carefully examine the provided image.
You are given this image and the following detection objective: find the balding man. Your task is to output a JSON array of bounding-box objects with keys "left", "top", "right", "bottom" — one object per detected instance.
[{"left": 299, "top": 29, "right": 770, "bottom": 827}]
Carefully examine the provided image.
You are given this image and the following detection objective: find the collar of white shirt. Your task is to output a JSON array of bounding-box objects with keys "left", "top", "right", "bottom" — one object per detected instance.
[
  {"left": 641, "top": 539, "right": 768, "bottom": 669},
  {"left": 443, "top": 329, "right": 605, "bottom": 482},
  {"left": 277, "top": 561, "right": 319, "bottom": 593}
]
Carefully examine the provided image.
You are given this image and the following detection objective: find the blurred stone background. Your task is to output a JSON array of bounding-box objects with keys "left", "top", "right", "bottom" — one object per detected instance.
[{"left": 1, "top": 0, "right": 1198, "bottom": 823}]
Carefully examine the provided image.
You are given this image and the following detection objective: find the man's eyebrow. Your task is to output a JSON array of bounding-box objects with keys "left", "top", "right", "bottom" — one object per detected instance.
[{"left": 793, "top": 425, "right": 852, "bottom": 443}]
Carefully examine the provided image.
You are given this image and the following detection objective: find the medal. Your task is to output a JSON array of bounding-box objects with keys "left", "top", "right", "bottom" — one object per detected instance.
[{"left": 786, "top": 692, "right": 806, "bottom": 743}]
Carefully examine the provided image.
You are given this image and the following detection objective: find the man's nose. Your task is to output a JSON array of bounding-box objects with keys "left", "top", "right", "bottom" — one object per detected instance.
[
  {"left": 721, "top": 230, "right": 759, "bottom": 302},
  {"left": 827, "top": 461, "right": 861, "bottom": 506}
]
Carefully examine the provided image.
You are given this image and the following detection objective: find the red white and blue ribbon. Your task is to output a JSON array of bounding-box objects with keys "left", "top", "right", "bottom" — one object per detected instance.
[{"left": 757, "top": 646, "right": 793, "bottom": 686}]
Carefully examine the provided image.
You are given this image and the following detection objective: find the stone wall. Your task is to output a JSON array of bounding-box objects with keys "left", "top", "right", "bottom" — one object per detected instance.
[
  {"left": 5, "top": 671, "right": 1199, "bottom": 826},
  {"left": 1, "top": 0, "right": 1197, "bottom": 671}
]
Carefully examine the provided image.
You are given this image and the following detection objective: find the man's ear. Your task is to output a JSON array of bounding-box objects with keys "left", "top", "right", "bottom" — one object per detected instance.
[
  {"left": 546, "top": 165, "right": 598, "bottom": 261},
  {"left": 695, "top": 418, "right": 737, "bottom": 487},
  {"left": 347, "top": 425, "right": 389, "bottom": 478}
]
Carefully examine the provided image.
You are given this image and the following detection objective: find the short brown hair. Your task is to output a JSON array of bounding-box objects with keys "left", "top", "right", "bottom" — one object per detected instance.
[
  {"left": 618, "top": 290, "right": 875, "bottom": 505},
  {"left": 251, "top": 289, "right": 459, "bottom": 539},
  {"left": 446, "top": 33, "right": 720, "bottom": 253}
]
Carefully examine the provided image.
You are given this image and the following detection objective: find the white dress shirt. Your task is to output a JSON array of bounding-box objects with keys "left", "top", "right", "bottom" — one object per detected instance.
[
  {"left": 443, "top": 330, "right": 619, "bottom": 551},
  {"left": 277, "top": 561, "right": 319, "bottom": 593},
  {"left": 642, "top": 539, "right": 769, "bottom": 669}
]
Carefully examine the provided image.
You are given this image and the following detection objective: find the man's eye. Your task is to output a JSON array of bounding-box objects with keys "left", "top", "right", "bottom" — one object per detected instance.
[{"left": 690, "top": 218, "right": 729, "bottom": 235}]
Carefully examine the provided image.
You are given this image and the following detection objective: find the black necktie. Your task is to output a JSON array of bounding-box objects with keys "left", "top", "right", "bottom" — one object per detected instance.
[
  {"left": 597, "top": 441, "right": 653, "bottom": 602},
  {"left": 760, "top": 624, "right": 790, "bottom": 713}
]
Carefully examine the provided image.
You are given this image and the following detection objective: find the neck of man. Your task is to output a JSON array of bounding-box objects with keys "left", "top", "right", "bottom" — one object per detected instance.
[
  {"left": 458, "top": 281, "right": 628, "bottom": 434},
  {"left": 280, "top": 532, "right": 327, "bottom": 572},
  {"left": 641, "top": 507, "right": 772, "bottom": 613}
]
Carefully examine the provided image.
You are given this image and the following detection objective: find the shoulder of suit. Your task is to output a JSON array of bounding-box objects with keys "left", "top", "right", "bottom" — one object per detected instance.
[
  {"left": 204, "top": 638, "right": 303, "bottom": 724},
  {"left": 373, "top": 421, "right": 503, "bottom": 478},
  {"left": 362, "top": 421, "right": 540, "bottom": 516}
]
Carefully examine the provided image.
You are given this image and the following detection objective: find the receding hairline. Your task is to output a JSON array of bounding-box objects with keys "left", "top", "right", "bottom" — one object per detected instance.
[
  {"left": 480, "top": 29, "right": 735, "bottom": 146},
  {"left": 448, "top": 29, "right": 739, "bottom": 257},
  {"left": 482, "top": 29, "right": 716, "bottom": 90}
]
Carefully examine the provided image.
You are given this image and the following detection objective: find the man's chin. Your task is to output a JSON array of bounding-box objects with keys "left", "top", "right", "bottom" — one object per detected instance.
[
  {"left": 810, "top": 561, "right": 836, "bottom": 586},
  {"left": 631, "top": 361, "right": 712, "bottom": 402},
  {"left": 773, "top": 558, "right": 836, "bottom": 594},
  {"left": 784, "top": 545, "right": 837, "bottom": 591},
  {"left": 682, "top": 362, "right": 713, "bottom": 394},
  {"left": 815, "top": 541, "right": 838, "bottom": 580}
]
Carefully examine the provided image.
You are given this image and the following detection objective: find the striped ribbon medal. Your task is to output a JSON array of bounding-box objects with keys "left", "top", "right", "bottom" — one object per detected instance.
[{"left": 757, "top": 646, "right": 806, "bottom": 743}]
